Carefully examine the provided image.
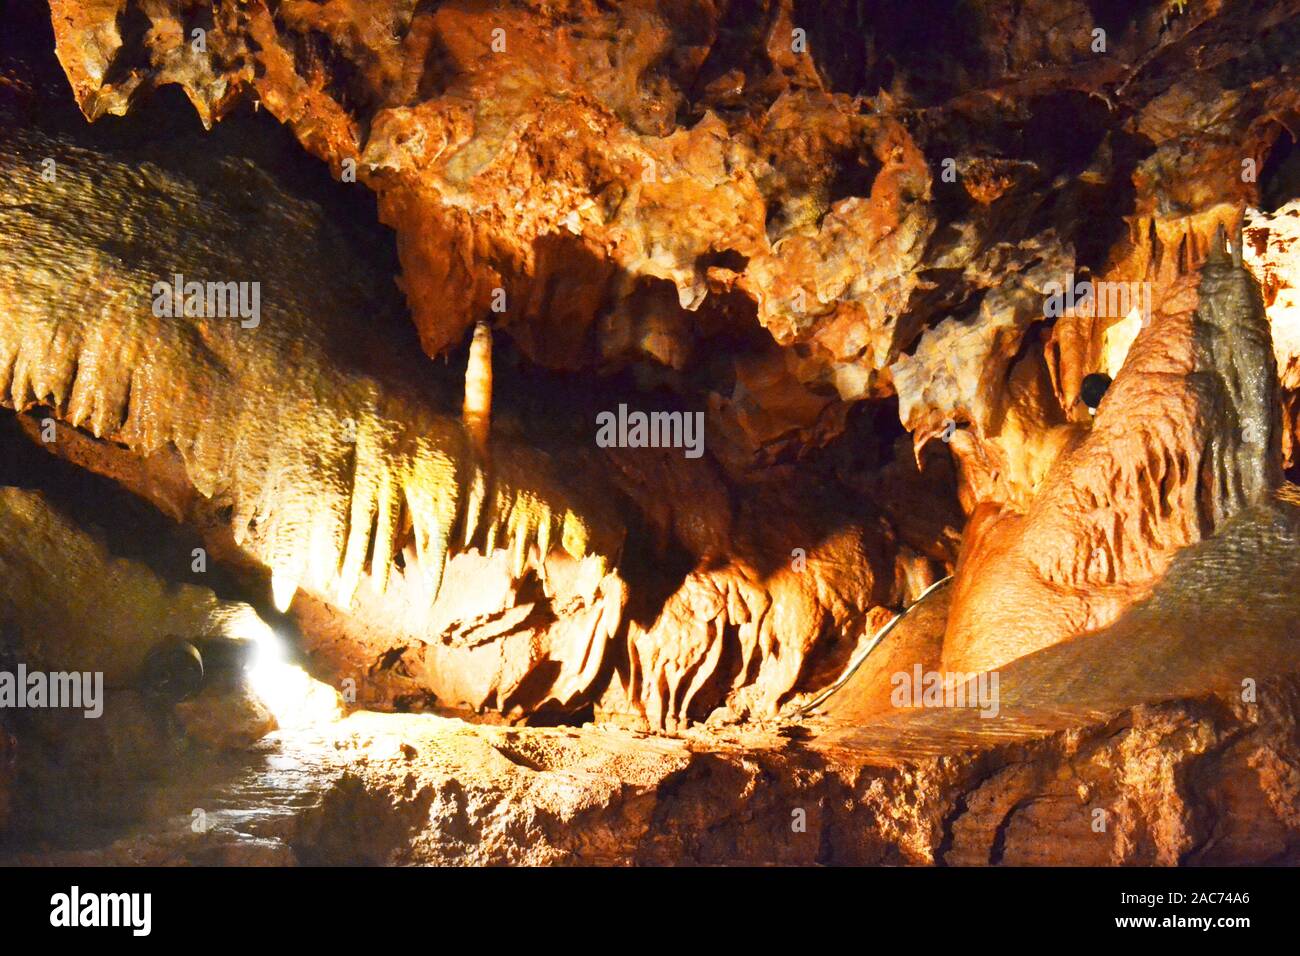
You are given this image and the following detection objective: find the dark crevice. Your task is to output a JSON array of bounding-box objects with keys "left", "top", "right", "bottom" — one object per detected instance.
[{"left": 1260, "top": 124, "right": 1300, "bottom": 213}]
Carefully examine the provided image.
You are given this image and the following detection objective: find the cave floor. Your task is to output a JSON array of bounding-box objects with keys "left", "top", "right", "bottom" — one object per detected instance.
[{"left": 6, "top": 662, "right": 1298, "bottom": 866}]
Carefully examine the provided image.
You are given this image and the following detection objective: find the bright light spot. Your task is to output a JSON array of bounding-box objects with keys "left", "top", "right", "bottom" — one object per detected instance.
[
  {"left": 270, "top": 569, "right": 298, "bottom": 613},
  {"left": 220, "top": 606, "right": 344, "bottom": 729},
  {"left": 1100, "top": 306, "right": 1143, "bottom": 380}
]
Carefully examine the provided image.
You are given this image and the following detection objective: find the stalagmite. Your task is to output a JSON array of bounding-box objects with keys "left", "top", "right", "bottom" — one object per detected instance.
[{"left": 941, "top": 218, "right": 1286, "bottom": 676}]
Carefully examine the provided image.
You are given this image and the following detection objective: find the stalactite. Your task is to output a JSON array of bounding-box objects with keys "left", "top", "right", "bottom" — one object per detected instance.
[
  {"left": 0, "top": 126, "right": 620, "bottom": 631},
  {"left": 463, "top": 320, "right": 493, "bottom": 457}
]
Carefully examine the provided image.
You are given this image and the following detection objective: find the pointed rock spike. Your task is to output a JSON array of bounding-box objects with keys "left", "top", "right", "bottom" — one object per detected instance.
[{"left": 463, "top": 320, "right": 492, "bottom": 456}]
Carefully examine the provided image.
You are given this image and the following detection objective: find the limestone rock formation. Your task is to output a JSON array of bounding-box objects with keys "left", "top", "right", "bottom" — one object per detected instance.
[
  {"left": 0, "top": 117, "right": 636, "bottom": 719},
  {"left": 41, "top": 0, "right": 1300, "bottom": 471},
  {"left": 0, "top": 54, "right": 897, "bottom": 726},
  {"left": 2, "top": 0, "right": 1300, "bottom": 867},
  {"left": 943, "top": 232, "right": 1284, "bottom": 675},
  {"left": 8, "top": 671, "right": 1300, "bottom": 865}
]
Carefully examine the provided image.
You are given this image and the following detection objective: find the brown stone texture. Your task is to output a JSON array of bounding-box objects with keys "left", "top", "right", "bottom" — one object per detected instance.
[
  {"left": 0, "top": 114, "right": 636, "bottom": 719},
  {"left": 0, "top": 71, "right": 898, "bottom": 726},
  {"left": 2, "top": 0, "right": 1300, "bottom": 865},
  {"left": 40, "top": 0, "right": 1300, "bottom": 471},
  {"left": 7, "top": 676, "right": 1300, "bottom": 865},
  {"left": 18, "top": 0, "right": 1300, "bottom": 719},
  {"left": 943, "top": 239, "right": 1283, "bottom": 675}
]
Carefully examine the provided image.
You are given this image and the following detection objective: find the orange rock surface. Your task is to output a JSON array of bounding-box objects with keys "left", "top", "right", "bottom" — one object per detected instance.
[{"left": 3, "top": 0, "right": 1300, "bottom": 867}]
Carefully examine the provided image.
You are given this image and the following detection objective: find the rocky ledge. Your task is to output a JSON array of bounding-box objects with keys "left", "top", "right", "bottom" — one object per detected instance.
[{"left": 6, "top": 670, "right": 1298, "bottom": 866}]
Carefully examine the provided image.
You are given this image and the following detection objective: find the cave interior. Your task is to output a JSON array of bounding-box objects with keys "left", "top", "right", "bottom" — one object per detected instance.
[{"left": 1, "top": 0, "right": 1300, "bottom": 866}]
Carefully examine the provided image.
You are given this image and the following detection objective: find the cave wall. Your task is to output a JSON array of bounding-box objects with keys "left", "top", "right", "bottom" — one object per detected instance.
[{"left": 1, "top": 0, "right": 1298, "bottom": 733}]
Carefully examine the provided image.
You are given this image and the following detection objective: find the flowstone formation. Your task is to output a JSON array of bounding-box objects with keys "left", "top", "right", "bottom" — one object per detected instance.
[
  {"left": 1, "top": 0, "right": 1300, "bottom": 865},
  {"left": 942, "top": 232, "right": 1284, "bottom": 676}
]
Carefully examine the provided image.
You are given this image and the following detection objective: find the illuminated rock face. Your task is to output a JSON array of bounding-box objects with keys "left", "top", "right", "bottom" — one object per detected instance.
[
  {"left": 0, "top": 486, "right": 243, "bottom": 686},
  {"left": 0, "top": 53, "right": 900, "bottom": 727},
  {"left": 3, "top": 0, "right": 1300, "bottom": 867},
  {"left": 1, "top": 1, "right": 1300, "bottom": 763},
  {"left": 943, "top": 237, "right": 1285, "bottom": 675},
  {"left": 42, "top": 0, "right": 1300, "bottom": 469},
  {"left": 0, "top": 116, "right": 635, "bottom": 720},
  {"left": 0, "top": 120, "right": 621, "bottom": 605}
]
